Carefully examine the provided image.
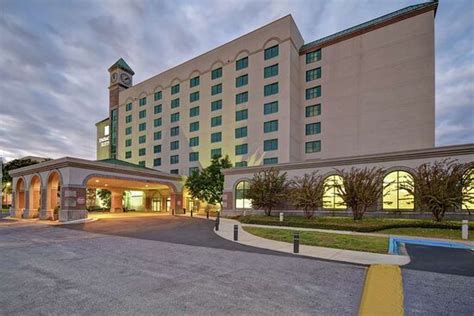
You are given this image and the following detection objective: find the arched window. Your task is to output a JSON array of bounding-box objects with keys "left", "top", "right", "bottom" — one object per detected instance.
[
  {"left": 462, "top": 168, "right": 474, "bottom": 210},
  {"left": 383, "top": 171, "right": 414, "bottom": 210},
  {"left": 235, "top": 180, "right": 251, "bottom": 209},
  {"left": 323, "top": 175, "right": 346, "bottom": 209}
]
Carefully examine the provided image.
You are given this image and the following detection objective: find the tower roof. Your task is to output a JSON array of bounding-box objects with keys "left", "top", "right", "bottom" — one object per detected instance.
[{"left": 108, "top": 58, "right": 135, "bottom": 75}]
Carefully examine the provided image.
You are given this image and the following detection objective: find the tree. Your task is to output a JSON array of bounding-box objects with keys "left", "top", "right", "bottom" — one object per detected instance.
[
  {"left": 86, "top": 188, "right": 97, "bottom": 210},
  {"left": 97, "top": 189, "right": 111, "bottom": 209},
  {"left": 333, "top": 167, "right": 387, "bottom": 220},
  {"left": 290, "top": 171, "right": 325, "bottom": 219},
  {"left": 401, "top": 159, "right": 473, "bottom": 222},
  {"left": 247, "top": 168, "right": 289, "bottom": 216}
]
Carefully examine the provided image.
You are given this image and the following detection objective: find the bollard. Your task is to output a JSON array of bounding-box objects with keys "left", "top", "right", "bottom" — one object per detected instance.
[
  {"left": 462, "top": 220, "right": 468, "bottom": 240},
  {"left": 206, "top": 210, "right": 209, "bottom": 219},
  {"left": 191, "top": 209, "right": 193, "bottom": 217},
  {"left": 234, "top": 225, "right": 238, "bottom": 241},
  {"left": 280, "top": 212, "right": 284, "bottom": 222},
  {"left": 293, "top": 231, "right": 300, "bottom": 254},
  {"left": 215, "top": 218, "right": 219, "bottom": 231}
]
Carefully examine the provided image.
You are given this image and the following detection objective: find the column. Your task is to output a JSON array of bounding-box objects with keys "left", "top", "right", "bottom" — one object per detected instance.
[
  {"left": 59, "top": 186, "right": 88, "bottom": 222},
  {"left": 24, "top": 189, "right": 40, "bottom": 219},
  {"left": 110, "top": 189, "right": 124, "bottom": 213},
  {"left": 170, "top": 192, "right": 183, "bottom": 214},
  {"left": 39, "top": 188, "right": 52, "bottom": 220},
  {"left": 21, "top": 190, "right": 30, "bottom": 219},
  {"left": 221, "top": 191, "right": 233, "bottom": 216},
  {"left": 144, "top": 191, "right": 153, "bottom": 211}
]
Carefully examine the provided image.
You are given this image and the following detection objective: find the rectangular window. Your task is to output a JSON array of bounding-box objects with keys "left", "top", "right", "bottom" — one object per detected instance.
[
  {"left": 170, "top": 126, "right": 179, "bottom": 137},
  {"left": 126, "top": 103, "right": 132, "bottom": 111},
  {"left": 139, "top": 97, "right": 147, "bottom": 106},
  {"left": 125, "top": 114, "right": 132, "bottom": 123},
  {"left": 211, "top": 132, "right": 222, "bottom": 143},
  {"left": 125, "top": 139, "right": 132, "bottom": 147},
  {"left": 264, "top": 139, "right": 278, "bottom": 151},
  {"left": 125, "top": 151, "right": 132, "bottom": 159},
  {"left": 125, "top": 126, "right": 132, "bottom": 135},
  {"left": 153, "top": 158, "right": 161, "bottom": 166},
  {"left": 235, "top": 144, "right": 248, "bottom": 155},
  {"left": 171, "top": 98, "right": 180, "bottom": 109},
  {"left": 139, "top": 122, "right": 146, "bottom": 131},
  {"left": 306, "top": 86, "right": 322, "bottom": 100},
  {"left": 305, "top": 140, "right": 321, "bottom": 153},
  {"left": 138, "top": 161, "right": 146, "bottom": 167},
  {"left": 154, "top": 91, "right": 162, "bottom": 101},
  {"left": 305, "top": 104, "right": 321, "bottom": 117},
  {"left": 139, "top": 135, "right": 146, "bottom": 144},
  {"left": 236, "top": 57, "right": 248, "bottom": 70},
  {"left": 189, "top": 121, "right": 199, "bottom": 132},
  {"left": 211, "top": 99, "right": 222, "bottom": 111},
  {"left": 235, "top": 74, "right": 248, "bottom": 88},
  {"left": 264, "top": 82, "right": 279, "bottom": 96},
  {"left": 211, "top": 115, "right": 222, "bottom": 127},
  {"left": 154, "top": 131, "right": 162, "bottom": 140},
  {"left": 171, "top": 83, "right": 180, "bottom": 95},
  {"left": 189, "top": 152, "right": 199, "bottom": 162},
  {"left": 154, "top": 118, "right": 162, "bottom": 127},
  {"left": 211, "top": 83, "right": 222, "bottom": 96},
  {"left": 264, "top": 45, "right": 279, "bottom": 60},
  {"left": 139, "top": 109, "right": 146, "bottom": 119},
  {"left": 264, "top": 64, "right": 278, "bottom": 78},
  {"left": 170, "top": 169, "right": 179, "bottom": 174},
  {"left": 211, "top": 148, "right": 222, "bottom": 158},
  {"left": 189, "top": 167, "right": 199, "bottom": 175},
  {"left": 263, "top": 157, "right": 278, "bottom": 165},
  {"left": 306, "top": 48, "right": 322, "bottom": 64},
  {"left": 139, "top": 148, "right": 146, "bottom": 156},
  {"left": 170, "top": 155, "right": 179, "bottom": 164},
  {"left": 154, "top": 144, "right": 161, "bottom": 153},
  {"left": 189, "top": 136, "right": 199, "bottom": 147},
  {"left": 235, "top": 109, "right": 248, "bottom": 121},
  {"left": 154, "top": 104, "right": 162, "bottom": 114},
  {"left": 170, "top": 140, "right": 179, "bottom": 150},
  {"left": 235, "top": 126, "right": 247, "bottom": 138},
  {"left": 264, "top": 120, "right": 278, "bottom": 133},
  {"left": 235, "top": 161, "right": 247, "bottom": 167},
  {"left": 170, "top": 112, "right": 180, "bottom": 122},
  {"left": 306, "top": 67, "right": 322, "bottom": 82},
  {"left": 189, "top": 91, "right": 200, "bottom": 103},
  {"left": 264, "top": 101, "right": 278, "bottom": 115},
  {"left": 189, "top": 106, "right": 200, "bottom": 117},
  {"left": 305, "top": 122, "right": 321, "bottom": 135},
  {"left": 211, "top": 67, "right": 222, "bottom": 80},
  {"left": 236, "top": 92, "right": 248, "bottom": 104},
  {"left": 190, "top": 76, "right": 200, "bottom": 88}
]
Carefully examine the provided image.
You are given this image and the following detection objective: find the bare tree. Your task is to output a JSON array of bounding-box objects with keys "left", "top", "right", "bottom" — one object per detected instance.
[
  {"left": 290, "top": 171, "right": 325, "bottom": 219},
  {"left": 247, "top": 168, "right": 289, "bottom": 216}
]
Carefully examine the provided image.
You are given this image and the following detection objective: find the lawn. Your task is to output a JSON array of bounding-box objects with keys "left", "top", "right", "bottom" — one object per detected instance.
[
  {"left": 379, "top": 227, "right": 474, "bottom": 241},
  {"left": 243, "top": 226, "right": 389, "bottom": 254},
  {"left": 1, "top": 208, "right": 9, "bottom": 214}
]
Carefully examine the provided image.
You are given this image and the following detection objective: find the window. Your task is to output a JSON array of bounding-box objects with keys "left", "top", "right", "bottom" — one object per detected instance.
[
  {"left": 189, "top": 106, "right": 200, "bottom": 117},
  {"left": 139, "top": 148, "right": 146, "bottom": 156},
  {"left": 306, "top": 49, "right": 322, "bottom": 64},
  {"left": 189, "top": 136, "right": 199, "bottom": 147},
  {"left": 189, "top": 91, "right": 200, "bottom": 103},
  {"left": 189, "top": 121, "right": 199, "bottom": 132},
  {"left": 170, "top": 169, "right": 179, "bottom": 174},
  {"left": 154, "top": 91, "right": 162, "bottom": 101},
  {"left": 264, "top": 64, "right": 278, "bottom": 78},
  {"left": 211, "top": 115, "right": 222, "bottom": 127},
  {"left": 305, "top": 122, "right": 321, "bottom": 135},
  {"left": 154, "top": 104, "right": 162, "bottom": 114},
  {"left": 235, "top": 126, "right": 247, "bottom": 138},
  {"left": 154, "top": 131, "right": 162, "bottom": 140},
  {"left": 189, "top": 152, "right": 199, "bottom": 161},
  {"left": 189, "top": 167, "right": 199, "bottom": 175},
  {"left": 264, "top": 120, "right": 278, "bottom": 133},
  {"left": 211, "top": 132, "right": 222, "bottom": 143},
  {"left": 463, "top": 169, "right": 474, "bottom": 210},
  {"left": 211, "top": 148, "right": 222, "bottom": 158},
  {"left": 138, "top": 161, "right": 146, "bottom": 167},
  {"left": 190, "top": 76, "right": 200, "bottom": 88},
  {"left": 139, "top": 97, "right": 147, "bottom": 106},
  {"left": 154, "top": 144, "right": 161, "bottom": 153},
  {"left": 383, "top": 171, "right": 415, "bottom": 210},
  {"left": 264, "top": 82, "right": 279, "bottom": 96},
  {"left": 125, "top": 115, "right": 132, "bottom": 123},
  {"left": 125, "top": 126, "right": 132, "bottom": 135},
  {"left": 235, "top": 161, "right": 247, "bottom": 167},
  {"left": 171, "top": 83, "right": 180, "bottom": 95},
  {"left": 235, "top": 109, "right": 248, "bottom": 121},
  {"left": 264, "top": 139, "right": 278, "bottom": 151},
  {"left": 154, "top": 118, "right": 162, "bottom": 127},
  {"left": 264, "top": 101, "right": 278, "bottom": 115},
  {"left": 139, "top": 135, "right": 146, "bottom": 144},
  {"left": 139, "top": 109, "right": 146, "bottom": 119},
  {"left": 306, "top": 86, "right": 321, "bottom": 100},
  {"left": 125, "top": 139, "right": 132, "bottom": 147},
  {"left": 235, "top": 180, "right": 251, "bottom": 209},
  {"left": 264, "top": 45, "right": 279, "bottom": 60},
  {"left": 125, "top": 151, "right": 132, "bottom": 159},
  {"left": 306, "top": 104, "right": 321, "bottom": 117},
  {"left": 236, "top": 92, "right": 248, "bottom": 104},
  {"left": 211, "top": 67, "right": 222, "bottom": 80},
  {"left": 306, "top": 67, "right": 322, "bottom": 82},
  {"left": 235, "top": 74, "right": 248, "bottom": 88},
  {"left": 323, "top": 175, "right": 346, "bottom": 209},
  {"left": 139, "top": 122, "right": 146, "bottom": 131},
  {"left": 170, "top": 155, "right": 179, "bottom": 164},
  {"left": 211, "top": 100, "right": 222, "bottom": 111},
  {"left": 211, "top": 83, "right": 222, "bottom": 96},
  {"left": 235, "top": 144, "right": 248, "bottom": 155},
  {"left": 170, "top": 112, "right": 180, "bottom": 122},
  {"left": 305, "top": 141, "right": 321, "bottom": 153},
  {"left": 263, "top": 157, "right": 278, "bottom": 165},
  {"left": 126, "top": 103, "right": 132, "bottom": 111},
  {"left": 171, "top": 98, "right": 180, "bottom": 108},
  {"left": 170, "top": 140, "right": 179, "bottom": 150},
  {"left": 154, "top": 158, "right": 162, "bottom": 168},
  {"left": 170, "top": 126, "right": 179, "bottom": 137},
  {"left": 236, "top": 57, "right": 248, "bottom": 70}
]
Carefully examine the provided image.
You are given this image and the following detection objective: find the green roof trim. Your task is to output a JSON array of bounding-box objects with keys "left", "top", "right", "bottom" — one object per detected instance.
[
  {"left": 300, "top": 1, "right": 438, "bottom": 53},
  {"left": 108, "top": 58, "right": 135, "bottom": 75},
  {"left": 97, "top": 158, "right": 153, "bottom": 170}
]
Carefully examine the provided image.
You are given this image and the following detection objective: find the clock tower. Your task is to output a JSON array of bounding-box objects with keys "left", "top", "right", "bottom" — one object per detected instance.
[{"left": 108, "top": 58, "right": 134, "bottom": 159}]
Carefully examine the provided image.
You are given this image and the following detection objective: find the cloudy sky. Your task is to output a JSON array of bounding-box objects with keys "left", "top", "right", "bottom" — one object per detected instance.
[{"left": 0, "top": 0, "right": 473, "bottom": 161}]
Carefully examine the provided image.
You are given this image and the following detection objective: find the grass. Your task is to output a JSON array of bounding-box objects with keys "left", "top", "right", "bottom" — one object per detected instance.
[
  {"left": 1, "top": 208, "right": 9, "bottom": 214},
  {"left": 243, "top": 226, "right": 389, "bottom": 254},
  {"left": 379, "top": 227, "right": 474, "bottom": 241}
]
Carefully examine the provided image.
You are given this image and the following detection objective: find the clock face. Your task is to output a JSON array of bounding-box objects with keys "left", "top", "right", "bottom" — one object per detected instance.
[
  {"left": 111, "top": 72, "right": 118, "bottom": 83},
  {"left": 120, "top": 73, "right": 132, "bottom": 85}
]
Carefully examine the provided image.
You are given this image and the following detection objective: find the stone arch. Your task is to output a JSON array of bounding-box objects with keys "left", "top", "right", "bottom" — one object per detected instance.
[
  {"left": 46, "top": 170, "right": 62, "bottom": 213},
  {"left": 462, "top": 166, "right": 474, "bottom": 211},
  {"left": 233, "top": 177, "right": 252, "bottom": 210},
  {"left": 153, "top": 85, "right": 164, "bottom": 93},
  {"left": 28, "top": 174, "right": 42, "bottom": 215},
  {"left": 210, "top": 60, "right": 224, "bottom": 71},
  {"left": 138, "top": 91, "right": 148, "bottom": 99},
  {"left": 81, "top": 174, "right": 178, "bottom": 194},
  {"left": 125, "top": 97, "right": 134, "bottom": 105},
  {"left": 14, "top": 176, "right": 26, "bottom": 214},
  {"left": 188, "top": 69, "right": 202, "bottom": 79},
  {"left": 262, "top": 37, "right": 281, "bottom": 49},
  {"left": 234, "top": 49, "right": 250, "bottom": 61},
  {"left": 322, "top": 172, "right": 346, "bottom": 210},
  {"left": 382, "top": 169, "right": 415, "bottom": 211},
  {"left": 170, "top": 77, "right": 181, "bottom": 87}
]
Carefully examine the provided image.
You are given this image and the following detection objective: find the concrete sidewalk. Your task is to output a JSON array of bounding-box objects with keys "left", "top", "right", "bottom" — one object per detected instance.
[{"left": 214, "top": 217, "right": 410, "bottom": 265}]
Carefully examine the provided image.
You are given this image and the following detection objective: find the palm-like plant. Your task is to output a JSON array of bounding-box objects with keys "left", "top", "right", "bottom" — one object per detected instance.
[
  {"left": 290, "top": 171, "right": 325, "bottom": 219},
  {"left": 247, "top": 168, "right": 289, "bottom": 216}
]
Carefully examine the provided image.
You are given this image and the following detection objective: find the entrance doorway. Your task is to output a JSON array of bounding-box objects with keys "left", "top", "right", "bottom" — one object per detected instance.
[{"left": 152, "top": 198, "right": 161, "bottom": 212}]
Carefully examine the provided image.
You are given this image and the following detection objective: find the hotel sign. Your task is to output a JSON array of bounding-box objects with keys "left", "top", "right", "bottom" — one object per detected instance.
[{"left": 99, "top": 136, "right": 109, "bottom": 147}]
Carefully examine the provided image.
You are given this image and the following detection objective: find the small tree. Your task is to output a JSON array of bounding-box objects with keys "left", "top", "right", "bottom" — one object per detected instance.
[
  {"left": 333, "top": 167, "right": 387, "bottom": 220},
  {"left": 401, "top": 159, "right": 473, "bottom": 222},
  {"left": 247, "top": 168, "right": 289, "bottom": 216},
  {"left": 290, "top": 171, "right": 325, "bottom": 219}
]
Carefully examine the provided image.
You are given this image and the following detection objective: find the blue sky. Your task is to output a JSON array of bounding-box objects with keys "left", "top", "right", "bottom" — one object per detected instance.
[{"left": 0, "top": 0, "right": 473, "bottom": 161}]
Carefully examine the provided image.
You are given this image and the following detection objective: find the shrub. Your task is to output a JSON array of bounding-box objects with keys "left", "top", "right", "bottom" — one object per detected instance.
[
  {"left": 247, "top": 168, "right": 289, "bottom": 216},
  {"left": 289, "top": 171, "right": 325, "bottom": 219}
]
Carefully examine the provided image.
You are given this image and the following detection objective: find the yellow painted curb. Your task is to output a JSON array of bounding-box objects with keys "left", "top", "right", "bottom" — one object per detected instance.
[{"left": 358, "top": 264, "right": 404, "bottom": 316}]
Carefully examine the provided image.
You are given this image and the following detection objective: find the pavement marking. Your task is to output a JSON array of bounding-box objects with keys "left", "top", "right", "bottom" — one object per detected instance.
[{"left": 358, "top": 264, "right": 404, "bottom": 316}]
